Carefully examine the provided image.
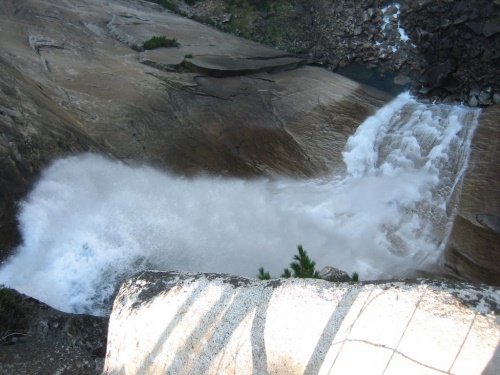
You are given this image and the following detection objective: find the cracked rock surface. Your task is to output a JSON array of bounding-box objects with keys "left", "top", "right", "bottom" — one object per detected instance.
[{"left": 105, "top": 271, "right": 500, "bottom": 375}]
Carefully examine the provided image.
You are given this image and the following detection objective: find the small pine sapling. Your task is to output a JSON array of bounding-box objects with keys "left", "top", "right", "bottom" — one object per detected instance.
[
  {"left": 289, "top": 245, "right": 321, "bottom": 278},
  {"left": 281, "top": 268, "right": 292, "bottom": 278},
  {"left": 257, "top": 267, "right": 271, "bottom": 280}
]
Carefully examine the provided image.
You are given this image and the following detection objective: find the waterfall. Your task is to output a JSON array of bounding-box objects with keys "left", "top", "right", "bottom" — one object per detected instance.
[{"left": 0, "top": 93, "right": 480, "bottom": 316}]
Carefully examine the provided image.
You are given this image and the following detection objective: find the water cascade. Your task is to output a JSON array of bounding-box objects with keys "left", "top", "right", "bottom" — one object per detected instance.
[{"left": 0, "top": 94, "right": 480, "bottom": 315}]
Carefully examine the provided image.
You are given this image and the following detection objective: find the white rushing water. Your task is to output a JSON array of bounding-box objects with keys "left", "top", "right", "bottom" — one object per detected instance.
[
  {"left": 0, "top": 93, "right": 480, "bottom": 315},
  {"left": 377, "top": 3, "right": 416, "bottom": 52}
]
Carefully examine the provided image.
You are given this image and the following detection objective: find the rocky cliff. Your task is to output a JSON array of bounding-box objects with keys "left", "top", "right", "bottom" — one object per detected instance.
[
  {"left": 171, "top": 0, "right": 500, "bottom": 104},
  {"left": 0, "top": 288, "right": 108, "bottom": 374},
  {"left": 105, "top": 271, "right": 500, "bottom": 374},
  {"left": 444, "top": 106, "right": 500, "bottom": 286},
  {"left": 1, "top": 0, "right": 500, "bottom": 371},
  {"left": 0, "top": 0, "right": 391, "bottom": 261}
]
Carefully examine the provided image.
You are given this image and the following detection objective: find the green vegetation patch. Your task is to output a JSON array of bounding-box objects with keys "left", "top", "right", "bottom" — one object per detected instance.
[
  {"left": 176, "top": 59, "right": 195, "bottom": 73},
  {"left": 148, "top": 0, "right": 301, "bottom": 52},
  {"left": 257, "top": 245, "right": 321, "bottom": 280},
  {"left": 154, "top": 0, "right": 181, "bottom": 13},
  {"left": 0, "top": 286, "right": 30, "bottom": 344},
  {"left": 258, "top": 245, "right": 360, "bottom": 282},
  {"left": 143, "top": 36, "right": 180, "bottom": 50},
  {"left": 281, "top": 245, "right": 321, "bottom": 279}
]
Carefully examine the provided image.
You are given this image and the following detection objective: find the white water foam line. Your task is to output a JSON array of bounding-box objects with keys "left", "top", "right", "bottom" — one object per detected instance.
[{"left": 377, "top": 3, "right": 416, "bottom": 52}]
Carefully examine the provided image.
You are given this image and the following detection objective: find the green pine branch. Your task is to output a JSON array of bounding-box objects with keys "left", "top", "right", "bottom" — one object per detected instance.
[
  {"left": 257, "top": 267, "right": 271, "bottom": 280},
  {"left": 289, "top": 245, "right": 321, "bottom": 278},
  {"left": 256, "top": 245, "right": 359, "bottom": 281}
]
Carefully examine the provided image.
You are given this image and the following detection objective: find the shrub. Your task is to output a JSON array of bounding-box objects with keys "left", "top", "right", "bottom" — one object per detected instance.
[
  {"left": 176, "top": 59, "right": 195, "bottom": 73},
  {"left": 285, "top": 245, "right": 321, "bottom": 279},
  {"left": 0, "top": 286, "right": 29, "bottom": 344},
  {"left": 0, "top": 287, "right": 15, "bottom": 311},
  {"left": 143, "top": 36, "right": 179, "bottom": 50},
  {"left": 184, "top": 53, "right": 193, "bottom": 58},
  {"left": 256, "top": 245, "right": 360, "bottom": 282},
  {"left": 257, "top": 267, "right": 271, "bottom": 280},
  {"left": 257, "top": 245, "right": 321, "bottom": 280},
  {"left": 280, "top": 268, "right": 291, "bottom": 278}
]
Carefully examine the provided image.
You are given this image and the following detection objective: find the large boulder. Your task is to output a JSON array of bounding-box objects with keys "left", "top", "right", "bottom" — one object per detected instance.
[
  {"left": 105, "top": 271, "right": 500, "bottom": 374},
  {"left": 445, "top": 105, "right": 500, "bottom": 285}
]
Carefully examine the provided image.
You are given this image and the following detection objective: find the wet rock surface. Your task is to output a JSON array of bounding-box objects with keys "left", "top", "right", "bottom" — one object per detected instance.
[
  {"left": 0, "top": 0, "right": 499, "bottom": 370},
  {"left": 0, "top": 289, "right": 108, "bottom": 375},
  {"left": 445, "top": 106, "right": 500, "bottom": 286},
  {"left": 0, "top": 0, "right": 390, "bottom": 260},
  {"left": 0, "top": 0, "right": 498, "bottom": 288}
]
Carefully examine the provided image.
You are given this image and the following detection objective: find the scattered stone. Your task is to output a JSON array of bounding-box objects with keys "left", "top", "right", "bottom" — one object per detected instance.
[
  {"left": 466, "top": 22, "right": 483, "bottom": 35},
  {"left": 157, "top": 0, "right": 500, "bottom": 106},
  {"left": 483, "top": 21, "right": 500, "bottom": 37},
  {"left": 443, "top": 78, "right": 461, "bottom": 92},
  {"left": 294, "top": 5, "right": 306, "bottom": 16},
  {"left": 442, "top": 95, "right": 458, "bottom": 104},
  {"left": 424, "top": 59, "right": 457, "bottom": 87},
  {"left": 468, "top": 95, "right": 479, "bottom": 107},
  {"left": 319, "top": 266, "right": 352, "bottom": 282},
  {"left": 453, "top": 14, "right": 469, "bottom": 25},
  {"left": 221, "top": 13, "right": 231, "bottom": 24},
  {"left": 394, "top": 74, "right": 412, "bottom": 85},
  {"left": 470, "top": 86, "right": 482, "bottom": 97},
  {"left": 0, "top": 289, "right": 108, "bottom": 374},
  {"left": 479, "top": 90, "right": 492, "bottom": 104},
  {"left": 493, "top": 92, "right": 500, "bottom": 104},
  {"left": 418, "top": 86, "right": 433, "bottom": 94}
]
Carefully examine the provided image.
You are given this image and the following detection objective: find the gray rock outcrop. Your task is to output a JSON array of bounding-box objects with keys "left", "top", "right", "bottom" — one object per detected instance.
[
  {"left": 175, "top": 0, "right": 500, "bottom": 104},
  {"left": 105, "top": 271, "right": 500, "bottom": 374},
  {"left": 445, "top": 106, "right": 500, "bottom": 286},
  {"left": 0, "top": 288, "right": 108, "bottom": 375},
  {"left": 0, "top": 0, "right": 498, "bottom": 291},
  {"left": 319, "top": 266, "right": 352, "bottom": 282}
]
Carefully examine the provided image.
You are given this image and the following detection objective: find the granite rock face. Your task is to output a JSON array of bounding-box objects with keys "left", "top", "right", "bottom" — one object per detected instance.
[
  {"left": 444, "top": 106, "right": 500, "bottom": 286},
  {"left": 0, "top": 0, "right": 499, "bottom": 288},
  {"left": 105, "top": 271, "right": 500, "bottom": 375},
  {"left": 175, "top": 0, "right": 500, "bottom": 104},
  {"left": 0, "top": 289, "right": 108, "bottom": 375},
  {"left": 0, "top": 0, "right": 390, "bottom": 259}
]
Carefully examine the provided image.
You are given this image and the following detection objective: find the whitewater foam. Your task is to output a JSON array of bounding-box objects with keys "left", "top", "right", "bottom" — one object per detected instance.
[
  {"left": 0, "top": 94, "right": 480, "bottom": 315},
  {"left": 378, "top": 3, "right": 416, "bottom": 52}
]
